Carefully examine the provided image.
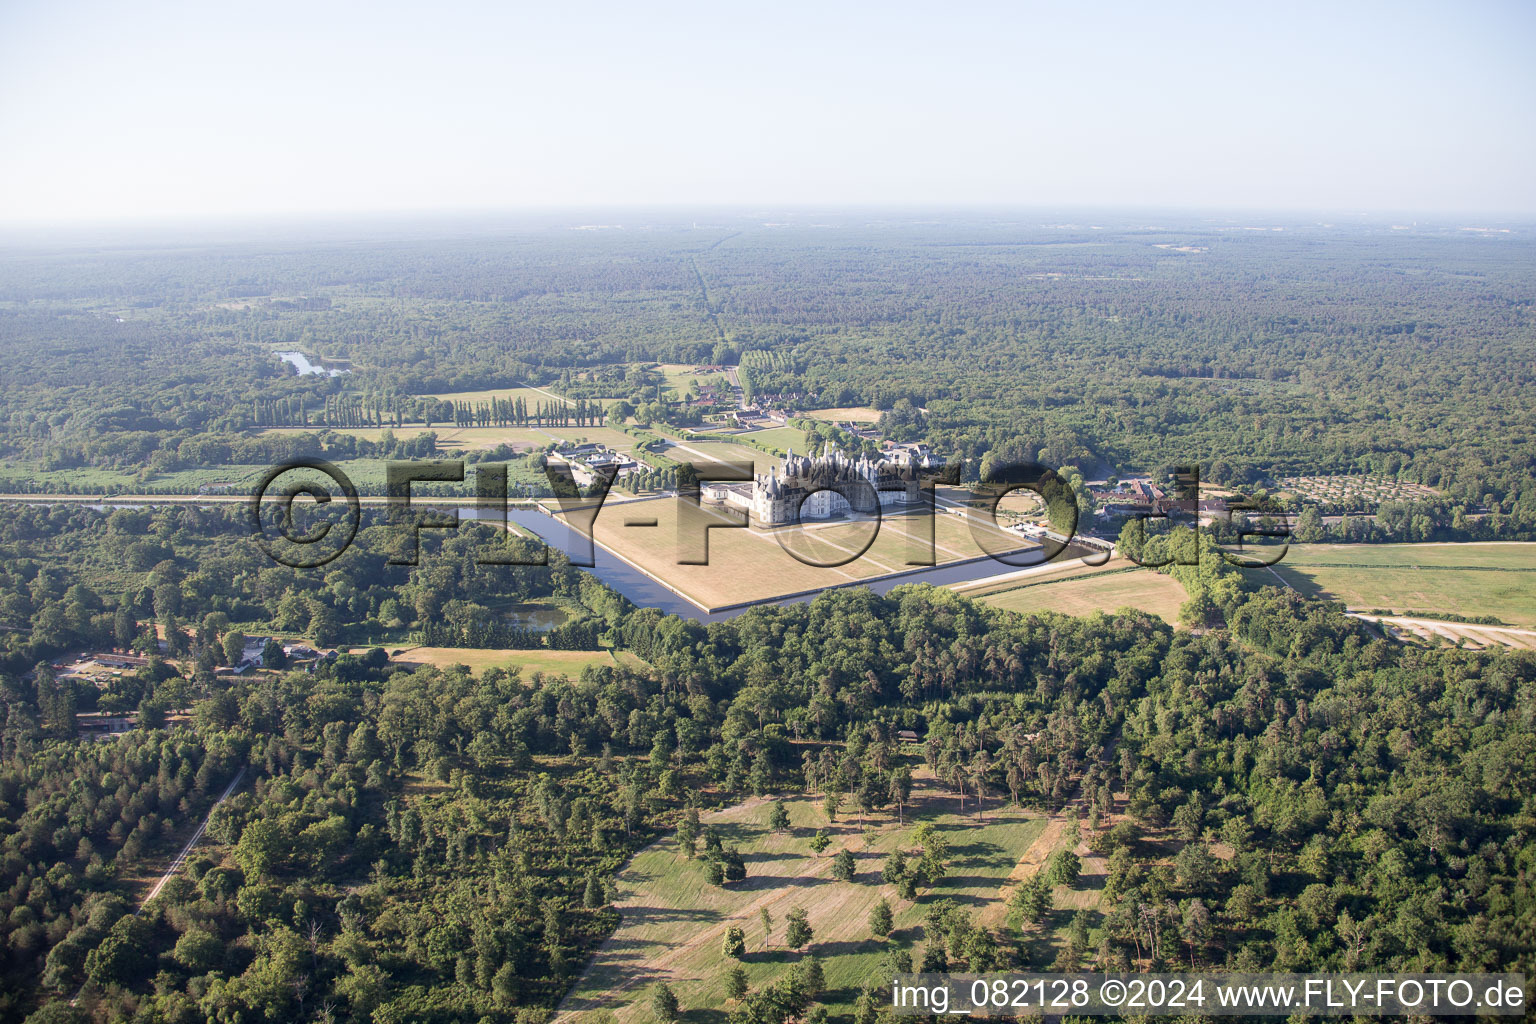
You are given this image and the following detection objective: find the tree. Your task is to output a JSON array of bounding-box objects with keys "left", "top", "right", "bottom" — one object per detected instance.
[
  {"left": 583, "top": 874, "right": 605, "bottom": 909},
  {"left": 963, "top": 926, "right": 1001, "bottom": 972},
  {"left": 173, "top": 928, "right": 224, "bottom": 973},
  {"left": 307, "top": 595, "right": 340, "bottom": 644},
  {"left": 1182, "top": 899, "right": 1212, "bottom": 969},
  {"left": 702, "top": 826, "right": 723, "bottom": 858},
  {"left": 34, "top": 662, "right": 75, "bottom": 739},
  {"left": 703, "top": 859, "right": 724, "bottom": 886},
  {"left": 768, "top": 801, "right": 791, "bottom": 833},
  {"left": 113, "top": 604, "right": 137, "bottom": 650},
  {"left": 1173, "top": 795, "right": 1204, "bottom": 840},
  {"left": 832, "top": 848, "right": 856, "bottom": 882},
  {"left": 235, "top": 818, "right": 283, "bottom": 880},
  {"left": 1045, "top": 848, "right": 1081, "bottom": 888},
  {"left": 1011, "top": 876, "right": 1051, "bottom": 930},
  {"left": 676, "top": 820, "right": 698, "bottom": 859},
  {"left": 84, "top": 915, "right": 152, "bottom": 988},
  {"left": 222, "top": 631, "right": 245, "bottom": 666},
  {"left": 1174, "top": 843, "right": 1217, "bottom": 892},
  {"left": 856, "top": 773, "right": 885, "bottom": 825},
  {"left": 651, "top": 982, "right": 680, "bottom": 1023},
  {"left": 1225, "top": 883, "right": 1260, "bottom": 925},
  {"left": 759, "top": 906, "right": 773, "bottom": 948},
  {"left": 785, "top": 907, "right": 813, "bottom": 950},
  {"left": 262, "top": 636, "right": 287, "bottom": 669},
  {"left": 889, "top": 767, "right": 913, "bottom": 825},
  {"left": 854, "top": 988, "right": 879, "bottom": 1024},
  {"left": 723, "top": 926, "right": 746, "bottom": 960},
  {"left": 969, "top": 749, "right": 991, "bottom": 821},
  {"left": 721, "top": 847, "right": 747, "bottom": 882},
  {"left": 726, "top": 965, "right": 748, "bottom": 1001},
  {"left": 823, "top": 790, "right": 841, "bottom": 822},
  {"left": 913, "top": 824, "right": 949, "bottom": 890},
  {"left": 492, "top": 963, "right": 518, "bottom": 1007},
  {"left": 796, "top": 954, "right": 825, "bottom": 997},
  {"left": 808, "top": 830, "right": 831, "bottom": 856},
  {"left": 919, "top": 939, "right": 948, "bottom": 972},
  {"left": 1294, "top": 505, "right": 1324, "bottom": 543},
  {"left": 869, "top": 898, "right": 893, "bottom": 938}
]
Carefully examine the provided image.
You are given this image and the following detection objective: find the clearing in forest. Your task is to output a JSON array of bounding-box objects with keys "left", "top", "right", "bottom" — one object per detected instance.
[
  {"left": 979, "top": 568, "right": 1188, "bottom": 624},
  {"left": 556, "top": 781, "right": 1046, "bottom": 1022},
  {"left": 382, "top": 646, "right": 645, "bottom": 676}
]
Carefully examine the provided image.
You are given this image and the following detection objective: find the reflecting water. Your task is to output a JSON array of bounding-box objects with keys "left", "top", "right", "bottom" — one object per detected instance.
[
  {"left": 501, "top": 603, "right": 568, "bottom": 630},
  {"left": 275, "top": 350, "right": 349, "bottom": 376}
]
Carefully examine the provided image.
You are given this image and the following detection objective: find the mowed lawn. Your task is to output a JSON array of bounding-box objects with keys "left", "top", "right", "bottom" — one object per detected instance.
[
  {"left": 262, "top": 424, "right": 640, "bottom": 452},
  {"left": 952, "top": 556, "right": 1138, "bottom": 599},
  {"left": 734, "top": 426, "right": 814, "bottom": 454},
  {"left": 803, "top": 406, "right": 882, "bottom": 423},
  {"left": 1270, "top": 542, "right": 1536, "bottom": 627},
  {"left": 574, "top": 500, "right": 1043, "bottom": 609},
  {"left": 980, "top": 568, "right": 1188, "bottom": 624},
  {"left": 654, "top": 362, "right": 732, "bottom": 394},
  {"left": 557, "top": 782, "right": 1047, "bottom": 1023},
  {"left": 427, "top": 385, "right": 620, "bottom": 409},
  {"left": 658, "top": 439, "right": 783, "bottom": 474},
  {"left": 383, "top": 646, "right": 645, "bottom": 676}
]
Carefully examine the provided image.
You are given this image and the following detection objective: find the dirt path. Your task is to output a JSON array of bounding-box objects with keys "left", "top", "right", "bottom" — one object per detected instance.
[
  {"left": 1350, "top": 613, "right": 1536, "bottom": 650},
  {"left": 626, "top": 841, "right": 848, "bottom": 979},
  {"left": 139, "top": 766, "right": 248, "bottom": 908},
  {"left": 72, "top": 766, "right": 248, "bottom": 1008},
  {"left": 555, "top": 777, "right": 1033, "bottom": 1022},
  {"left": 553, "top": 796, "right": 773, "bottom": 1019}
]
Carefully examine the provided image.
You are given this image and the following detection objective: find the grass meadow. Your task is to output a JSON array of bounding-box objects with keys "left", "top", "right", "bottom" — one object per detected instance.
[
  {"left": 1270, "top": 542, "right": 1536, "bottom": 627},
  {"left": 557, "top": 779, "right": 1054, "bottom": 1024},
  {"left": 382, "top": 646, "right": 646, "bottom": 676},
  {"left": 980, "top": 568, "right": 1188, "bottom": 623}
]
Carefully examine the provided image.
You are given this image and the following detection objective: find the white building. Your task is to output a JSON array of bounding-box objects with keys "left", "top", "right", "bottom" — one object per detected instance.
[{"left": 706, "top": 442, "right": 941, "bottom": 525}]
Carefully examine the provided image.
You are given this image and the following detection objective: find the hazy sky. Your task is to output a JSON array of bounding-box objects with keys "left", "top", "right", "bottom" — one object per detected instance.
[{"left": 1, "top": 0, "right": 1533, "bottom": 223}]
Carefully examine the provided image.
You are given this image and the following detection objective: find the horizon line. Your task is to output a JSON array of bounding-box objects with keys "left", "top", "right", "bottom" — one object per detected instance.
[{"left": 3, "top": 201, "right": 1534, "bottom": 240}]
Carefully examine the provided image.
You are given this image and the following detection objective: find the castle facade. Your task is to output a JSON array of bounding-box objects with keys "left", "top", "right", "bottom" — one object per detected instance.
[{"left": 704, "top": 443, "right": 940, "bottom": 526}]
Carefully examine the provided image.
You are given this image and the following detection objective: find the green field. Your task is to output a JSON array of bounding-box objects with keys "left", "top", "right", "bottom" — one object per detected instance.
[
  {"left": 384, "top": 646, "right": 645, "bottom": 676},
  {"left": 654, "top": 362, "right": 732, "bottom": 395},
  {"left": 804, "top": 406, "right": 882, "bottom": 423},
  {"left": 0, "top": 461, "right": 273, "bottom": 494},
  {"left": 427, "top": 384, "right": 619, "bottom": 409},
  {"left": 262, "top": 424, "right": 569, "bottom": 452},
  {"left": 1270, "top": 542, "right": 1536, "bottom": 627},
  {"left": 573, "top": 499, "right": 1042, "bottom": 610},
  {"left": 980, "top": 567, "right": 1188, "bottom": 623},
  {"left": 657, "top": 439, "right": 783, "bottom": 474},
  {"left": 558, "top": 782, "right": 1049, "bottom": 1022},
  {"left": 735, "top": 426, "right": 814, "bottom": 454}
]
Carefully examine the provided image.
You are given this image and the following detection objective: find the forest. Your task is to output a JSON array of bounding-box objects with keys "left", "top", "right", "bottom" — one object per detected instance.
[
  {"left": 0, "top": 502, "right": 1531, "bottom": 1022},
  {"left": 0, "top": 216, "right": 1532, "bottom": 1022},
  {"left": 1, "top": 217, "right": 1532, "bottom": 531}
]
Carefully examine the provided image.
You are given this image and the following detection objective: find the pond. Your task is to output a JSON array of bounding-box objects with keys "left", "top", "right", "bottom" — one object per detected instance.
[
  {"left": 275, "top": 350, "right": 349, "bottom": 377},
  {"left": 498, "top": 602, "right": 569, "bottom": 630}
]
